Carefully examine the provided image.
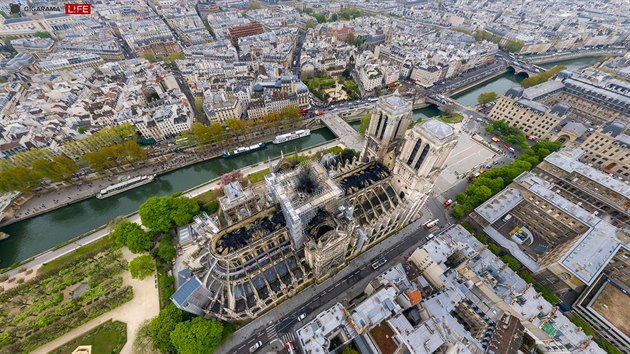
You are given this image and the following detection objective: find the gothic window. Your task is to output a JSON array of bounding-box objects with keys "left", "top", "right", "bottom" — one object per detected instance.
[
  {"left": 393, "top": 115, "right": 404, "bottom": 139},
  {"left": 406, "top": 139, "right": 422, "bottom": 165},
  {"left": 379, "top": 116, "right": 389, "bottom": 140},
  {"left": 374, "top": 112, "right": 383, "bottom": 136},
  {"left": 414, "top": 144, "right": 430, "bottom": 171}
]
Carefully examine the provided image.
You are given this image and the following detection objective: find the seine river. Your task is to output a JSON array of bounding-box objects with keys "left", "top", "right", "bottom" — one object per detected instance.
[{"left": 0, "top": 56, "right": 601, "bottom": 267}]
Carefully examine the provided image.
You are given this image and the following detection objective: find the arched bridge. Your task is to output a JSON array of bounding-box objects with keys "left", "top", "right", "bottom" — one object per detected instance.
[{"left": 506, "top": 61, "right": 544, "bottom": 77}]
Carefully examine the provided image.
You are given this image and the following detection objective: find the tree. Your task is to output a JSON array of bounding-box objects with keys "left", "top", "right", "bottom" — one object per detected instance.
[
  {"left": 139, "top": 197, "right": 175, "bottom": 232},
  {"left": 503, "top": 39, "right": 524, "bottom": 53},
  {"left": 156, "top": 236, "right": 176, "bottom": 262},
  {"left": 129, "top": 255, "right": 155, "bottom": 279},
  {"left": 207, "top": 122, "right": 224, "bottom": 143},
  {"left": 226, "top": 118, "right": 246, "bottom": 136},
  {"left": 143, "top": 53, "right": 157, "bottom": 63},
  {"left": 521, "top": 65, "right": 566, "bottom": 88},
  {"left": 33, "top": 31, "right": 51, "bottom": 39},
  {"left": 113, "top": 220, "right": 152, "bottom": 254},
  {"left": 342, "top": 347, "right": 359, "bottom": 354},
  {"left": 477, "top": 92, "right": 497, "bottom": 105},
  {"left": 281, "top": 105, "right": 301, "bottom": 125},
  {"left": 312, "top": 13, "right": 326, "bottom": 23},
  {"left": 305, "top": 20, "right": 317, "bottom": 29},
  {"left": 133, "top": 319, "right": 157, "bottom": 354},
  {"left": 488, "top": 243, "right": 501, "bottom": 255},
  {"left": 329, "top": 13, "right": 338, "bottom": 22},
  {"left": 150, "top": 303, "right": 185, "bottom": 353},
  {"left": 170, "top": 317, "right": 224, "bottom": 354},
  {"left": 0, "top": 166, "right": 41, "bottom": 192},
  {"left": 170, "top": 196, "right": 200, "bottom": 226},
  {"left": 358, "top": 115, "right": 371, "bottom": 137}
]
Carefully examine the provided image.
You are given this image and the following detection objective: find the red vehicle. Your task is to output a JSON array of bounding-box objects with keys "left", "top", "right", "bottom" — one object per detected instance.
[
  {"left": 299, "top": 109, "right": 307, "bottom": 115},
  {"left": 491, "top": 136, "right": 500, "bottom": 143},
  {"left": 503, "top": 144, "right": 510, "bottom": 149},
  {"left": 487, "top": 59, "right": 496, "bottom": 65},
  {"left": 443, "top": 199, "right": 453, "bottom": 207}
]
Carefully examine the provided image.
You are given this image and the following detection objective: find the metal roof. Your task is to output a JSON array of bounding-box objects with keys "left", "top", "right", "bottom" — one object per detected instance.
[{"left": 172, "top": 277, "right": 202, "bottom": 306}]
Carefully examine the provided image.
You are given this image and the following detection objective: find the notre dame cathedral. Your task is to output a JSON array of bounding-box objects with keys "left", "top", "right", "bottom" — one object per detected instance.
[{"left": 172, "top": 93, "right": 458, "bottom": 321}]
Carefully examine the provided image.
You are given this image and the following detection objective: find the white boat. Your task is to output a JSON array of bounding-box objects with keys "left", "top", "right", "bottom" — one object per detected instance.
[
  {"left": 0, "top": 232, "right": 9, "bottom": 241},
  {"left": 96, "top": 175, "right": 156, "bottom": 199},
  {"left": 223, "top": 143, "right": 265, "bottom": 158},
  {"left": 273, "top": 129, "right": 311, "bottom": 144}
]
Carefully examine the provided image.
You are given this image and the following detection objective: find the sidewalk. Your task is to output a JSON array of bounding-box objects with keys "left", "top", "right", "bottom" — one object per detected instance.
[
  {"left": 216, "top": 217, "right": 429, "bottom": 354},
  {"left": 32, "top": 249, "right": 160, "bottom": 354}
]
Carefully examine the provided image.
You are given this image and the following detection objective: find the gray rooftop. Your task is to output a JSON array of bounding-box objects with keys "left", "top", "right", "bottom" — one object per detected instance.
[
  {"left": 422, "top": 119, "right": 454, "bottom": 140},
  {"left": 544, "top": 149, "right": 630, "bottom": 199},
  {"left": 522, "top": 80, "right": 565, "bottom": 100}
]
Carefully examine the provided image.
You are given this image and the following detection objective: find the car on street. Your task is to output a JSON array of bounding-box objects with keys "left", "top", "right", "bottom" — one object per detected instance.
[
  {"left": 443, "top": 199, "right": 453, "bottom": 207},
  {"left": 297, "top": 313, "right": 306, "bottom": 321},
  {"left": 250, "top": 341, "right": 263, "bottom": 353},
  {"left": 371, "top": 257, "right": 387, "bottom": 269}
]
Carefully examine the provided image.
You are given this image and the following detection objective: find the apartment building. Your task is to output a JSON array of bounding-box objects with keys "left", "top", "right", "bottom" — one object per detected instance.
[
  {"left": 203, "top": 91, "right": 244, "bottom": 123},
  {"left": 489, "top": 82, "right": 569, "bottom": 140},
  {"left": 38, "top": 52, "right": 105, "bottom": 72},
  {"left": 471, "top": 149, "right": 629, "bottom": 295},
  {"left": 9, "top": 37, "right": 55, "bottom": 60},
  {"left": 573, "top": 245, "right": 630, "bottom": 353},
  {"left": 228, "top": 21, "right": 264, "bottom": 44},
  {"left": 410, "top": 64, "right": 442, "bottom": 88},
  {"left": 579, "top": 120, "right": 630, "bottom": 180}
]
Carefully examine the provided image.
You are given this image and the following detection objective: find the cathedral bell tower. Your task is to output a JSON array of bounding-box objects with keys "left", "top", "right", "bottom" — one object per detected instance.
[
  {"left": 392, "top": 119, "right": 458, "bottom": 222},
  {"left": 360, "top": 93, "right": 412, "bottom": 169}
]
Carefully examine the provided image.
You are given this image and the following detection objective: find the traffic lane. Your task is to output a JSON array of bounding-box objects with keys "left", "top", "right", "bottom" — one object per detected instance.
[{"left": 238, "top": 222, "right": 433, "bottom": 353}]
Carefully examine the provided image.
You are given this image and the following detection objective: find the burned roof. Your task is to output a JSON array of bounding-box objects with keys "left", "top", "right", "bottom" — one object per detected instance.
[
  {"left": 214, "top": 209, "right": 286, "bottom": 255},
  {"left": 339, "top": 162, "right": 390, "bottom": 196}
]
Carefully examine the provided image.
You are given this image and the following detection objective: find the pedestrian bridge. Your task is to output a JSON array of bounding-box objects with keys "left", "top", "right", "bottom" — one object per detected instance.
[{"left": 319, "top": 113, "right": 364, "bottom": 151}]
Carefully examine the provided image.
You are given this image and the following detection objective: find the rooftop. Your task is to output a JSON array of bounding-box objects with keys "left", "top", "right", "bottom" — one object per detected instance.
[
  {"left": 544, "top": 149, "right": 630, "bottom": 199},
  {"left": 421, "top": 119, "right": 454, "bottom": 140}
]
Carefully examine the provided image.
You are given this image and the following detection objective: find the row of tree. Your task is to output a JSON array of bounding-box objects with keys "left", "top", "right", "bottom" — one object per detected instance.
[
  {"left": 473, "top": 29, "right": 524, "bottom": 53},
  {"left": 521, "top": 65, "right": 566, "bottom": 88},
  {"left": 179, "top": 105, "right": 302, "bottom": 147},
  {"left": 0, "top": 155, "right": 79, "bottom": 193},
  {"left": 477, "top": 91, "right": 497, "bottom": 105},
  {"left": 84, "top": 140, "right": 147, "bottom": 173},
  {"left": 304, "top": 6, "right": 363, "bottom": 23},
  {"left": 452, "top": 139, "right": 563, "bottom": 218}
]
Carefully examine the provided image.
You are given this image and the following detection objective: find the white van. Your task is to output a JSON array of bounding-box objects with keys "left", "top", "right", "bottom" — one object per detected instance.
[{"left": 502, "top": 214, "right": 512, "bottom": 222}]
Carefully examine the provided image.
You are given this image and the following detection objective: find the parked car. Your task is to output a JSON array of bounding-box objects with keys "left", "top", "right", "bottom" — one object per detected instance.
[
  {"left": 443, "top": 199, "right": 453, "bottom": 207},
  {"left": 297, "top": 313, "right": 306, "bottom": 321}
]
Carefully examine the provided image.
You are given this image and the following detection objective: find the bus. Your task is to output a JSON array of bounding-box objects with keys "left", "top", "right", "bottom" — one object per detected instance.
[{"left": 424, "top": 219, "right": 439, "bottom": 229}]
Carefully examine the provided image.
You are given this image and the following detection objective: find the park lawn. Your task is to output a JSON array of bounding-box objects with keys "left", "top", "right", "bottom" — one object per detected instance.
[
  {"left": 438, "top": 113, "right": 464, "bottom": 124},
  {"left": 247, "top": 168, "right": 270, "bottom": 183},
  {"left": 194, "top": 189, "right": 217, "bottom": 205},
  {"left": 48, "top": 320, "right": 127, "bottom": 354},
  {"left": 39, "top": 233, "right": 115, "bottom": 276}
]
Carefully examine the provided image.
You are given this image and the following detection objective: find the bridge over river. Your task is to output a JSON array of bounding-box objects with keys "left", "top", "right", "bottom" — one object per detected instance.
[{"left": 319, "top": 112, "right": 364, "bottom": 151}]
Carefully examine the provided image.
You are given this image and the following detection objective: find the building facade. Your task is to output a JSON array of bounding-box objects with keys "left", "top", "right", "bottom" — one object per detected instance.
[{"left": 171, "top": 94, "right": 457, "bottom": 321}]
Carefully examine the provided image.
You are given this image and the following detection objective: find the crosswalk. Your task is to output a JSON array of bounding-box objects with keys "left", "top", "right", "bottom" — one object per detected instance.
[
  {"left": 281, "top": 332, "right": 297, "bottom": 344},
  {"left": 264, "top": 325, "right": 297, "bottom": 345},
  {"left": 265, "top": 324, "right": 277, "bottom": 339}
]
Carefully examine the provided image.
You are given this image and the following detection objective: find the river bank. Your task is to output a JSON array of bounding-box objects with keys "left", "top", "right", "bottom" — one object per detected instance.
[
  {"left": 0, "top": 139, "right": 341, "bottom": 277},
  {"left": 0, "top": 127, "right": 337, "bottom": 268},
  {"left": 0, "top": 122, "right": 314, "bottom": 228}
]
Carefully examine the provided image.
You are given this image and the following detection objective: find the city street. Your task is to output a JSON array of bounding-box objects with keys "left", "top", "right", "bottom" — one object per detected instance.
[{"left": 219, "top": 207, "right": 449, "bottom": 354}]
